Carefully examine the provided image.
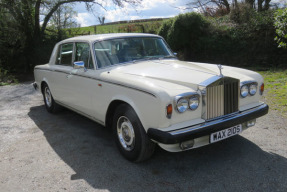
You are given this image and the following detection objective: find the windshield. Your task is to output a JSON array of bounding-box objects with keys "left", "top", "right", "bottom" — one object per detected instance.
[{"left": 94, "top": 37, "right": 174, "bottom": 68}]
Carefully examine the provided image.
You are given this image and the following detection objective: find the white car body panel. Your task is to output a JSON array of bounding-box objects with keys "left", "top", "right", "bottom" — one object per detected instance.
[{"left": 34, "top": 33, "right": 268, "bottom": 152}]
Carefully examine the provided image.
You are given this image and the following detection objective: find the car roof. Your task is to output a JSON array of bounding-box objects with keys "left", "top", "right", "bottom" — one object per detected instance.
[{"left": 59, "top": 33, "right": 161, "bottom": 44}]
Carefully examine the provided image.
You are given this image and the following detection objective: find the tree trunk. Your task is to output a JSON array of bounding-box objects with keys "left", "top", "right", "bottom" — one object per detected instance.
[
  {"left": 34, "top": 0, "right": 41, "bottom": 38},
  {"left": 258, "top": 0, "right": 263, "bottom": 11},
  {"left": 263, "top": 0, "right": 271, "bottom": 11},
  {"left": 245, "top": 0, "right": 255, "bottom": 8}
]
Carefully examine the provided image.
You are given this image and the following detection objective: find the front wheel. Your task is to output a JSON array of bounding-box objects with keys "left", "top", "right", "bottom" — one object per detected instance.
[{"left": 113, "top": 104, "right": 155, "bottom": 162}]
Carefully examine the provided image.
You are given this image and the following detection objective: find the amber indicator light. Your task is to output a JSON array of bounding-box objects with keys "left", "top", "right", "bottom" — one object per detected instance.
[
  {"left": 260, "top": 83, "right": 264, "bottom": 95},
  {"left": 166, "top": 104, "right": 173, "bottom": 118}
]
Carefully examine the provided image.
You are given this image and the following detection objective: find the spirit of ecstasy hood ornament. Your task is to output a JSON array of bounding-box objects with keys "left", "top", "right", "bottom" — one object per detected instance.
[{"left": 217, "top": 64, "right": 223, "bottom": 77}]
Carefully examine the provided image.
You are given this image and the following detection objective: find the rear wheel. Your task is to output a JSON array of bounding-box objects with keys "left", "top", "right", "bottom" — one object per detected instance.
[
  {"left": 113, "top": 104, "right": 155, "bottom": 162},
  {"left": 42, "top": 83, "right": 60, "bottom": 113}
]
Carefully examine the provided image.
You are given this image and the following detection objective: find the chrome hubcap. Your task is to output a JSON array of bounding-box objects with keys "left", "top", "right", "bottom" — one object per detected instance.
[
  {"left": 44, "top": 87, "right": 52, "bottom": 107},
  {"left": 117, "top": 116, "right": 135, "bottom": 151}
]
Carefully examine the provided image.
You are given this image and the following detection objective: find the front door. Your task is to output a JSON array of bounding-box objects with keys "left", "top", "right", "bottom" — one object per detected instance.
[{"left": 64, "top": 42, "right": 100, "bottom": 118}]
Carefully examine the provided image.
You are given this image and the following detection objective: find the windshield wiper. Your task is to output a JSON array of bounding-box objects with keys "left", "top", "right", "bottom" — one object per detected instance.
[
  {"left": 133, "top": 55, "right": 176, "bottom": 62},
  {"left": 159, "top": 55, "right": 176, "bottom": 59}
]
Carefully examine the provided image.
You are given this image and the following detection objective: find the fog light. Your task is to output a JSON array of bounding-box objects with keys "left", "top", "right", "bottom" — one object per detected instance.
[
  {"left": 247, "top": 119, "right": 256, "bottom": 127},
  {"left": 179, "top": 140, "right": 194, "bottom": 150}
]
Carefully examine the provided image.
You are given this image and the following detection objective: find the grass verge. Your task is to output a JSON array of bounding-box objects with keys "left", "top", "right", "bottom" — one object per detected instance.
[{"left": 259, "top": 70, "right": 287, "bottom": 117}]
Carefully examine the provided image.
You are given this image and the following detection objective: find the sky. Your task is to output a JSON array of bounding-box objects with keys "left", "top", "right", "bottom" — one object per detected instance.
[{"left": 74, "top": 0, "right": 190, "bottom": 27}]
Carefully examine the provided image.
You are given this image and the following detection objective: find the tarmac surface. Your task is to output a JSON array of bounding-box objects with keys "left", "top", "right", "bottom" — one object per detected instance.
[{"left": 0, "top": 83, "right": 286, "bottom": 192}]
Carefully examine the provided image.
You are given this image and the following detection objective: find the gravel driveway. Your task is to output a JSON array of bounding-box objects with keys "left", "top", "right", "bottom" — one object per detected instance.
[{"left": 0, "top": 83, "right": 286, "bottom": 192}]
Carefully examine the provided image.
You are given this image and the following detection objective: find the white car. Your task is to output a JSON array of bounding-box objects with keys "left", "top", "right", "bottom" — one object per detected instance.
[{"left": 33, "top": 33, "right": 269, "bottom": 162}]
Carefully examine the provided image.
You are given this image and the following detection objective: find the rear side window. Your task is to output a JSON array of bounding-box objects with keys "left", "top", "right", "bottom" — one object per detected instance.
[{"left": 56, "top": 43, "right": 74, "bottom": 66}]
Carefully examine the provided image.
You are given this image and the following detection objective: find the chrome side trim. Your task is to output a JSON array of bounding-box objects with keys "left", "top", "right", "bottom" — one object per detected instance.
[
  {"left": 35, "top": 68, "right": 157, "bottom": 98},
  {"left": 169, "top": 103, "right": 266, "bottom": 136}
]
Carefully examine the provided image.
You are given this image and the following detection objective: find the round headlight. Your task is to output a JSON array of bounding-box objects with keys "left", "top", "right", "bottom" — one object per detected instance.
[
  {"left": 176, "top": 98, "right": 188, "bottom": 113},
  {"left": 189, "top": 97, "right": 199, "bottom": 110},
  {"left": 241, "top": 85, "right": 249, "bottom": 98},
  {"left": 249, "top": 84, "right": 257, "bottom": 96}
]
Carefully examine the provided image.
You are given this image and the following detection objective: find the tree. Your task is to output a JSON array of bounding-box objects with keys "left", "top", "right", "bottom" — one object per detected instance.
[
  {"left": 98, "top": 16, "right": 105, "bottom": 25},
  {"left": 0, "top": 0, "right": 140, "bottom": 71},
  {"left": 245, "top": 0, "right": 272, "bottom": 11},
  {"left": 181, "top": 0, "right": 232, "bottom": 16},
  {"left": 274, "top": 8, "right": 287, "bottom": 48},
  {"left": 181, "top": 0, "right": 273, "bottom": 16},
  {"left": 0, "top": 4, "right": 24, "bottom": 71},
  {"left": 50, "top": 4, "right": 80, "bottom": 40}
]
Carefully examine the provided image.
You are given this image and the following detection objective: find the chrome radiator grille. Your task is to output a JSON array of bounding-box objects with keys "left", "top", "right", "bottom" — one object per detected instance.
[
  {"left": 204, "top": 77, "right": 239, "bottom": 120},
  {"left": 206, "top": 85, "right": 224, "bottom": 119},
  {"left": 224, "top": 81, "right": 239, "bottom": 115}
]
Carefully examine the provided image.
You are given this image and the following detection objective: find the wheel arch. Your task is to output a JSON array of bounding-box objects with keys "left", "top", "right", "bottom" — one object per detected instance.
[
  {"left": 105, "top": 99, "right": 146, "bottom": 132},
  {"left": 105, "top": 100, "right": 130, "bottom": 129},
  {"left": 40, "top": 78, "right": 50, "bottom": 94}
]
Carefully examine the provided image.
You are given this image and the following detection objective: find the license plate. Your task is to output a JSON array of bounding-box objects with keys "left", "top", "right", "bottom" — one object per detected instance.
[{"left": 210, "top": 125, "right": 242, "bottom": 143}]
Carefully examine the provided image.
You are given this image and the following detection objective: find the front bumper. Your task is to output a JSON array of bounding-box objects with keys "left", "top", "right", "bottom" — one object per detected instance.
[{"left": 147, "top": 103, "right": 269, "bottom": 144}]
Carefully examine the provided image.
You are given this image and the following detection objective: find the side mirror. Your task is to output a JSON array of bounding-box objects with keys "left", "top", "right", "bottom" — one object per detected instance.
[
  {"left": 74, "top": 61, "right": 85, "bottom": 69},
  {"left": 173, "top": 52, "right": 177, "bottom": 56}
]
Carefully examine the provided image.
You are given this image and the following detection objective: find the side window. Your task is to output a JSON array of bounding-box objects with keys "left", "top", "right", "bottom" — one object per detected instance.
[
  {"left": 56, "top": 43, "right": 74, "bottom": 66},
  {"left": 75, "top": 42, "right": 94, "bottom": 69}
]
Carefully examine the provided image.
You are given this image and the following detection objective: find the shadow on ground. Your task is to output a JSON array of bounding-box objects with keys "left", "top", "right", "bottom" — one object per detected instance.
[{"left": 28, "top": 105, "right": 287, "bottom": 192}]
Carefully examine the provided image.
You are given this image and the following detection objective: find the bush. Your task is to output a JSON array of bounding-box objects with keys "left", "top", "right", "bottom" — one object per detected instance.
[
  {"left": 158, "top": 19, "right": 174, "bottom": 41},
  {"left": 158, "top": 13, "right": 211, "bottom": 60},
  {"left": 274, "top": 8, "right": 287, "bottom": 48},
  {"left": 0, "top": 67, "right": 18, "bottom": 86}
]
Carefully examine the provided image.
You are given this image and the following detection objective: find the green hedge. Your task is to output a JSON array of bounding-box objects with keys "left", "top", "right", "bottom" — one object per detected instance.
[
  {"left": 158, "top": 11, "right": 287, "bottom": 68},
  {"left": 158, "top": 13, "right": 211, "bottom": 60}
]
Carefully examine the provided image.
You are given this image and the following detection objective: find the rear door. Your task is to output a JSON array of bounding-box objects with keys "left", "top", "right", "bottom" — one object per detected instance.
[{"left": 49, "top": 42, "right": 74, "bottom": 105}]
